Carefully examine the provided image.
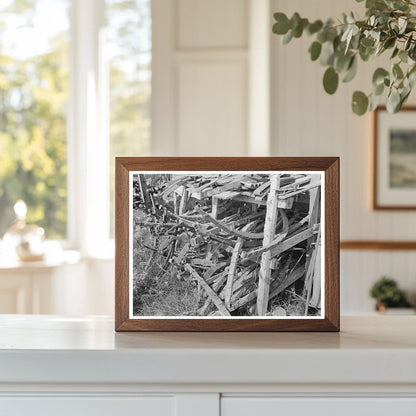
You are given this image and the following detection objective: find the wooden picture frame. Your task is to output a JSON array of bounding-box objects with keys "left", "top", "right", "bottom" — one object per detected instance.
[
  {"left": 115, "top": 157, "right": 339, "bottom": 332},
  {"left": 373, "top": 106, "right": 416, "bottom": 210}
]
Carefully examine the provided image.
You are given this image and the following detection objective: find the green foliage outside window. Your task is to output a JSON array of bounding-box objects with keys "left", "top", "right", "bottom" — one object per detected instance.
[
  {"left": 0, "top": 0, "right": 151, "bottom": 240},
  {"left": 0, "top": 0, "right": 69, "bottom": 238}
]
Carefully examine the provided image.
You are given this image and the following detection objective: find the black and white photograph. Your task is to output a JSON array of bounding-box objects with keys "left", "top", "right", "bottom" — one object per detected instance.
[{"left": 129, "top": 172, "right": 323, "bottom": 318}]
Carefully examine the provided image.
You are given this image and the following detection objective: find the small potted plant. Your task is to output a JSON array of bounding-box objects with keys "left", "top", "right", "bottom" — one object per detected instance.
[{"left": 370, "top": 276, "right": 414, "bottom": 314}]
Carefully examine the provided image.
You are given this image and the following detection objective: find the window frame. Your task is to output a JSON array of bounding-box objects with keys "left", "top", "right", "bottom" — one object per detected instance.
[
  {"left": 67, "top": 0, "right": 112, "bottom": 257},
  {"left": 0, "top": 0, "right": 152, "bottom": 258}
]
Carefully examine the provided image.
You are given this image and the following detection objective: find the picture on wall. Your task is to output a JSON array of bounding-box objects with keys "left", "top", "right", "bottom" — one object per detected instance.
[
  {"left": 374, "top": 107, "right": 416, "bottom": 209},
  {"left": 115, "top": 158, "right": 339, "bottom": 332},
  {"left": 389, "top": 129, "right": 416, "bottom": 189}
]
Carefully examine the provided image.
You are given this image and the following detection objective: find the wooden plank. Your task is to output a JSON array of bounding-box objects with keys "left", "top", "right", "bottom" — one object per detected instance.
[
  {"left": 231, "top": 266, "right": 304, "bottom": 312},
  {"left": 279, "top": 175, "right": 310, "bottom": 191},
  {"left": 211, "top": 196, "right": 219, "bottom": 219},
  {"left": 190, "top": 180, "right": 215, "bottom": 199},
  {"left": 214, "top": 191, "right": 268, "bottom": 206},
  {"left": 230, "top": 271, "right": 256, "bottom": 303},
  {"left": 268, "top": 266, "right": 305, "bottom": 301},
  {"left": 253, "top": 181, "right": 270, "bottom": 197},
  {"left": 161, "top": 176, "right": 188, "bottom": 197},
  {"left": 309, "top": 243, "right": 321, "bottom": 308},
  {"left": 137, "top": 174, "right": 152, "bottom": 210},
  {"left": 277, "top": 197, "right": 294, "bottom": 209},
  {"left": 242, "top": 227, "right": 313, "bottom": 261},
  {"left": 203, "top": 262, "right": 228, "bottom": 281},
  {"left": 191, "top": 259, "right": 214, "bottom": 268},
  {"left": 225, "top": 238, "right": 244, "bottom": 309},
  {"left": 228, "top": 211, "right": 265, "bottom": 228},
  {"left": 231, "top": 289, "right": 257, "bottom": 311},
  {"left": 185, "top": 264, "right": 231, "bottom": 316},
  {"left": 257, "top": 174, "right": 281, "bottom": 316},
  {"left": 197, "top": 208, "right": 265, "bottom": 239},
  {"left": 278, "top": 181, "right": 320, "bottom": 199},
  {"left": 173, "top": 193, "right": 180, "bottom": 215},
  {"left": 199, "top": 271, "right": 228, "bottom": 314},
  {"left": 212, "top": 272, "right": 228, "bottom": 292},
  {"left": 179, "top": 189, "right": 188, "bottom": 215},
  {"left": 303, "top": 185, "right": 320, "bottom": 304},
  {"left": 224, "top": 222, "right": 256, "bottom": 309},
  {"left": 174, "top": 242, "right": 190, "bottom": 264},
  {"left": 205, "top": 269, "right": 228, "bottom": 285},
  {"left": 204, "top": 179, "right": 241, "bottom": 198},
  {"left": 213, "top": 190, "right": 241, "bottom": 200}
]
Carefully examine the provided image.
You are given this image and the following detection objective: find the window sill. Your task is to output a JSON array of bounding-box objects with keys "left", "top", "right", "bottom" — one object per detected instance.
[{"left": 0, "top": 249, "right": 81, "bottom": 271}]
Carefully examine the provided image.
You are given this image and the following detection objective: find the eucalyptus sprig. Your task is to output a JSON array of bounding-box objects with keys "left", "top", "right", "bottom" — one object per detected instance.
[{"left": 273, "top": 0, "right": 416, "bottom": 115}]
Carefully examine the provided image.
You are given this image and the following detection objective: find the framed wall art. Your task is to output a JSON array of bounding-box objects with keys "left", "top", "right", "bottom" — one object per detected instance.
[
  {"left": 115, "top": 157, "right": 339, "bottom": 331},
  {"left": 374, "top": 106, "right": 416, "bottom": 210}
]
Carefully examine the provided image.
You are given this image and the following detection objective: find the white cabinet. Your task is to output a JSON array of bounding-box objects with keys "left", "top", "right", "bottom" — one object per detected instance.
[
  {"left": 0, "top": 316, "right": 416, "bottom": 416},
  {"left": 222, "top": 398, "right": 416, "bottom": 416},
  {"left": 1, "top": 397, "right": 175, "bottom": 416}
]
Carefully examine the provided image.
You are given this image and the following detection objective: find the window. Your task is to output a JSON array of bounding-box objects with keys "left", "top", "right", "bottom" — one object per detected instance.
[
  {"left": 106, "top": 0, "right": 151, "bottom": 237},
  {"left": 0, "top": 0, "right": 151, "bottom": 251},
  {"left": 0, "top": 0, "right": 70, "bottom": 239}
]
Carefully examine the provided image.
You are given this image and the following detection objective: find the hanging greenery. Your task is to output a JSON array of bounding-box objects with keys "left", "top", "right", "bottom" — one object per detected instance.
[{"left": 272, "top": 0, "right": 416, "bottom": 115}]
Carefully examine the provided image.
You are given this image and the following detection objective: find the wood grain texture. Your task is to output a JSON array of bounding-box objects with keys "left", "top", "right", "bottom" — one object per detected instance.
[
  {"left": 341, "top": 241, "right": 416, "bottom": 250},
  {"left": 115, "top": 160, "right": 130, "bottom": 330},
  {"left": 115, "top": 157, "right": 340, "bottom": 332}
]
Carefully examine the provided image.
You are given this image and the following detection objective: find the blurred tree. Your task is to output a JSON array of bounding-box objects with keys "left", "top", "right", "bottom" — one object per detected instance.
[
  {"left": 0, "top": 0, "right": 151, "bottom": 239},
  {"left": 0, "top": 0, "right": 69, "bottom": 238}
]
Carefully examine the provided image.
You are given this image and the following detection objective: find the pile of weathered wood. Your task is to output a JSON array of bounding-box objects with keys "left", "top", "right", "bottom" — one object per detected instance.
[{"left": 133, "top": 172, "right": 321, "bottom": 316}]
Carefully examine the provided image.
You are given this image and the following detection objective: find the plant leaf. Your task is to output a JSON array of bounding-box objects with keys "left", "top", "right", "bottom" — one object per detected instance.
[
  {"left": 334, "top": 52, "right": 352, "bottom": 72},
  {"left": 398, "top": 16, "right": 407, "bottom": 34},
  {"left": 393, "top": 63, "right": 404, "bottom": 79},
  {"left": 342, "top": 56, "right": 358, "bottom": 82},
  {"left": 282, "top": 29, "right": 293, "bottom": 44},
  {"left": 366, "top": 0, "right": 388, "bottom": 9},
  {"left": 273, "top": 13, "right": 290, "bottom": 35},
  {"left": 399, "top": 49, "right": 408, "bottom": 63},
  {"left": 307, "top": 20, "right": 323, "bottom": 35},
  {"left": 369, "top": 92, "right": 383, "bottom": 111},
  {"left": 391, "top": 47, "right": 399, "bottom": 59},
  {"left": 323, "top": 67, "right": 339, "bottom": 94},
  {"left": 405, "top": 34, "right": 413, "bottom": 51},
  {"left": 320, "top": 40, "right": 335, "bottom": 66},
  {"left": 352, "top": 91, "right": 369, "bottom": 115},
  {"left": 309, "top": 41, "right": 322, "bottom": 61},
  {"left": 372, "top": 67, "right": 389, "bottom": 86},
  {"left": 387, "top": 87, "right": 401, "bottom": 113}
]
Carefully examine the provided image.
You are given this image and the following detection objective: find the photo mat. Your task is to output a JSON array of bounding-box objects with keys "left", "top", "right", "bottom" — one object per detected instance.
[{"left": 129, "top": 171, "right": 325, "bottom": 319}]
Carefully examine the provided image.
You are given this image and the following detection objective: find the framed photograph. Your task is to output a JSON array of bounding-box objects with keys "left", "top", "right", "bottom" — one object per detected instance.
[
  {"left": 115, "top": 157, "right": 339, "bottom": 331},
  {"left": 374, "top": 106, "right": 416, "bottom": 209}
]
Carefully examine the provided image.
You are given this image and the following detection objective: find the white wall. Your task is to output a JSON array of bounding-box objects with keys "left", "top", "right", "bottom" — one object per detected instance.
[
  {"left": 30, "top": 0, "right": 415, "bottom": 317},
  {"left": 271, "top": 0, "right": 416, "bottom": 313},
  {"left": 152, "top": 0, "right": 250, "bottom": 156}
]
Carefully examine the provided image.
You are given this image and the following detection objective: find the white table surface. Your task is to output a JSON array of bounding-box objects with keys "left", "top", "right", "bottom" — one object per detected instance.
[{"left": 0, "top": 315, "right": 415, "bottom": 386}]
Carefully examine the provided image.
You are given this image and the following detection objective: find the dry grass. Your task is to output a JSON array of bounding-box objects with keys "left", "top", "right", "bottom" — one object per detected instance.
[{"left": 269, "top": 287, "right": 320, "bottom": 317}]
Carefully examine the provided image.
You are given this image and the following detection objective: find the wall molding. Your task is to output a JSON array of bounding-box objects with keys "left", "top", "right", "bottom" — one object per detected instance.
[{"left": 340, "top": 241, "right": 416, "bottom": 250}]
